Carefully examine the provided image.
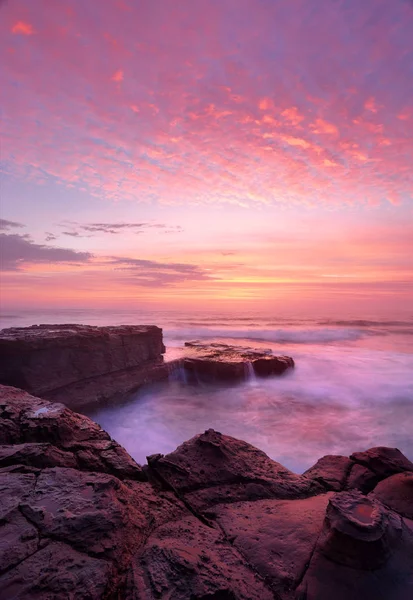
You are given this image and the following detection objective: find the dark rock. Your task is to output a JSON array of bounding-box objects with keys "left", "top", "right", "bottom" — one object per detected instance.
[
  {"left": 208, "top": 493, "right": 333, "bottom": 598},
  {"left": 0, "top": 508, "right": 39, "bottom": 575},
  {"left": 0, "top": 384, "right": 145, "bottom": 481},
  {"left": 127, "top": 515, "right": 274, "bottom": 600},
  {"left": 371, "top": 472, "right": 413, "bottom": 519},
  {"left": 0, "top": 324, "right": 166, "bottom": 409},
  {"left": 317, "top": 490, "right": 402, "bottom": 570},
  {"left": 0, "top": 542, "right": 112, "bottom": 600},
  {"left": 182, "top": 341, "right": 294, "bottom": 382},
  {"left": 346, "top": 463, "right": 379, "bottom": 493},
  {"left": 0, "top": 442, "right": 77, "bottom": 470},
  {"left": 296, "top": 491, "right": 413, "bottom": 600},
  {"left": 252, "top": 355, "right": 294, "bottom": 376},
  {"left": 304, "top": 455, "right": 352, "bottom": 491},
  {"left": 184, "top": 357, "right": 246, "bottom": 382},
  {"left": 350, "top": 446, "right": 413, "bottom": 479},
  {"left": 2, "top": 384, "right": 413, "bottom": 599},
  {"left": 18, "top": 467, "right": 152, "bottom": 559},
  {"left": 148, "top": 428, "right": 322, "bottom": 510}
]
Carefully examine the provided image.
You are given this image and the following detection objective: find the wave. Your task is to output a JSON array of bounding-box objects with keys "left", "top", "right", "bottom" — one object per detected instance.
[
  {"left": 164, "top": 326, "right": 379, "bottom": 345},
  {"left": 317, "top": 319, "right": 413, "bottom": 328}
]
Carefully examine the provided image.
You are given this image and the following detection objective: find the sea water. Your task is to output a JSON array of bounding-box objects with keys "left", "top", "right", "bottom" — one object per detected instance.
[{"left": 1, "top": 309, "right": 412, "bottom": 473}]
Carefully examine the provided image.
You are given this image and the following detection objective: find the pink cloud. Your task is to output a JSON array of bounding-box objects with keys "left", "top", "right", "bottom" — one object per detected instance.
[
  {"left": 281, "top": 107, "right": 304, "bottom": 126},
  {"left": 11, "top": 21, "right": 34, "bottom": 35},
  {"left": 111, "top": 69, "right": 123, "bottom": 82},
  {"left": 364, "top": 97, "right": 378, "bottom": 113},
  {"left": 310, "top": 118, "right": 339, "bottom": 136},
  {"left": 0, "top": 0, "right": 412, "bottom": 214}
]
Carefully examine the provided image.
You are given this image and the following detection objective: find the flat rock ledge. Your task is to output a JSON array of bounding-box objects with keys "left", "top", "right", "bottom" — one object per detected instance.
[
  {"left": 183, "top": 340, "right": 294, "bottom": 381},
  {"left": 1, "top": 384, "right": 413, "bottom": 600},
  {"left": 0, "top": 324, "right": 169, "bottom": 410}
]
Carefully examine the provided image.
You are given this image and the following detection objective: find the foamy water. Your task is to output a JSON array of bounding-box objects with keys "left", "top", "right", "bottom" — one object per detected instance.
[{"left": 1, "top": 309, "right": 413, "bottom": 472}]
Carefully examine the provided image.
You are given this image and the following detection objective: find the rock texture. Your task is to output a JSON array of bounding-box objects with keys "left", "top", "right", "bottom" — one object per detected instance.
[
  {"left": 0, "top": 324, "right": 167, "bottom": 409},
  {"left": 1, "top": 384, "right": 413, "bottom": 599},
  {"left": 183, "top": 341, "right": 294, "bottom": 382}
]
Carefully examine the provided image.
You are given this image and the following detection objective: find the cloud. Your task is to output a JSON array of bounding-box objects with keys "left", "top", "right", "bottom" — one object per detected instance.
[
  {"left": 44, "top": 232, "right": 57, "bottom": 242},
  {"left": 310, "top": 119, "right": 339, "bottom": 136},
  {"left": 112, "top": 70, "right": 123, "bottom": 82},
  {"left": 0, "top": 233, "right": 92, "bottom": 271},
  {"left": 281, "top": 107, "right": 305, "bottom": 126},
  {"left": 107, "top": 256, "right": 213, "bottom": 286},
  {"left": 62, "top": 231, "right": 83, "bottom": 237},
  {"left": 1, "top": 0, "right": 413, "bottom": 210},
  {"left": 82, "top": 223, "right": 147, "bottom": 234},
  {"left": 58, "top": 221, "right": 183, "bottom": 235},
  {"left": 364, "top": 97, "right": 378, "bottom": 113},
  {"left": 0, "top": 219, "right": 24, "bottom": 231},
  {"left": 11, "top": 21, "right": 34, "bottom": 35}
]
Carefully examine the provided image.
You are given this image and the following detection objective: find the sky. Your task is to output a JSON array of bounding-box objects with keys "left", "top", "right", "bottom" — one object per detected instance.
[{"left": 1, "top": 0, "right": 413, "bottom": 315}]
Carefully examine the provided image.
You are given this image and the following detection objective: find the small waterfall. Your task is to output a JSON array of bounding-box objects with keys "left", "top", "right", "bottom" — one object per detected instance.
[
  {"left": 244, "top": 361, "right": 256, "bottom": 381},
  {"left": 167, "top": 361, "right": 188, "bottom": 384}
]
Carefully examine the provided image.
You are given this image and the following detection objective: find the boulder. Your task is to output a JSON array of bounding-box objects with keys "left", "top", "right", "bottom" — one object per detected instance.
[
  {"left": 303, "top": 455, "right": 352, "bottom": 491},
  {"left": 296, "top": 491, "right": 413, "bottom": 600},
  {"left": 252, "top": 355, "right": 294, "bottom": 376},
  {"left": 346, "top": 463, "right": 379, "bottom": 493},
  {"left": 371, "top": 472, "right": 413, "bottom": 519},
  {"left": 350, "top": 446, "right": 413, "bottom": 479},
  {"left": 148, "top": 428, "right": 322, "bottom": 510},
  {"left": 0, "top": 384, "right": 145, "bottom": 481}
]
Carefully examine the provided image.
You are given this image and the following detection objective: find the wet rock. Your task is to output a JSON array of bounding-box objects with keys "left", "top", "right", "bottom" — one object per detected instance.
[
  {"left": 184, "top": 357, "right": 246, "bottom": 382},
  {"left": 0, "top": 324, "right": 166, "bottom": 409},
  {"left": 371, "top": 472, "right": 413, "bottom": 519},
  {"left": 253, "top": 355, "right": 294, "bottom": 376},
  {"left": 304, "top": 455, "right": 352, "bottom": 491},
  {"left": 182, "top": 341, "right": 294, "bottom": 382}
]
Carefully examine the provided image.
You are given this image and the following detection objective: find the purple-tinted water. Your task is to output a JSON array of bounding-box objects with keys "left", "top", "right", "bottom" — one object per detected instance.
[{"left": 2, "top": 309, "right": 413, "bottom": 472}]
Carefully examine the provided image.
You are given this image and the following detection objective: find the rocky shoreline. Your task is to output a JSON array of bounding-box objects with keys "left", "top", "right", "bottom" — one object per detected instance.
[
  {"left": 0, "top": 325, "right": 294, "bottom": 410},
  {"left": 0, "top": 324, "right": 412, "bottom": 599},
  {"left": 1, "top": 384, "right": 412, "bottom": 599}
]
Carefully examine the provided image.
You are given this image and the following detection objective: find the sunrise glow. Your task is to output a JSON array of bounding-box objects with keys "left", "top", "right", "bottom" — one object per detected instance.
[{"left": 1, "top": 0, "right": 412, "bottom": 313}]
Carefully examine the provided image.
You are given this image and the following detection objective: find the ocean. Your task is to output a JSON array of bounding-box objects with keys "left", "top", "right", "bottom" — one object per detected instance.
[{"left": 1, "top": 308, "right": 413, "bottom": 473}]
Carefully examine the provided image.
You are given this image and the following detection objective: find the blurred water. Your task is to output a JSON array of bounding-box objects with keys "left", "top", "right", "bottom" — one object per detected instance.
[{"left": 2, "top": 308, "right": 413, "bottom": 472}]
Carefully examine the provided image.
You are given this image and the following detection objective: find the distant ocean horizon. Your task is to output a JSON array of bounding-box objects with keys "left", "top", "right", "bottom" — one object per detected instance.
[{"left": 1, "top": 307, "right": 413, "bottom": 473}]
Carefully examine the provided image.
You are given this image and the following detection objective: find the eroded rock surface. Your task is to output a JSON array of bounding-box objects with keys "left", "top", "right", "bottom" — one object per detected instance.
[
  {"left": 183, "top": 341, "right": 294, "bottom": 382},
  {"left": 1, "top": 384, "right": 413, "bottom": 599},
  {"left": 0, "top": 324, "right": 167, "bottom": 409}
]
